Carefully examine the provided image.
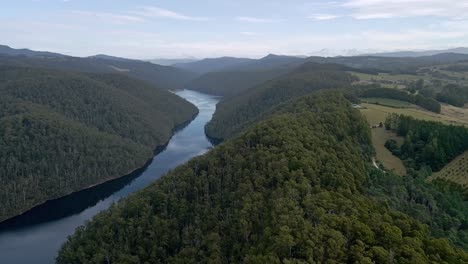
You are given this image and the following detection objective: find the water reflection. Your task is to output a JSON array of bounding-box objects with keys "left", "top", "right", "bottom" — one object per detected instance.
[{"left": 0, "top": 90, "right": 219, "bottom": 264}]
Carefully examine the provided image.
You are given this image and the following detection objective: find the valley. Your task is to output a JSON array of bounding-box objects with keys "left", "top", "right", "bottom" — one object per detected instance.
[{"left": 1, "top": 44, "right": 468, "bottom": 263}]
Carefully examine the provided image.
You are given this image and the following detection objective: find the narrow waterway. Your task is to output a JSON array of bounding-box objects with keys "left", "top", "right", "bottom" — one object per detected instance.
[{"left": 0, "top": 90, "right": 219, "bottom": 264}]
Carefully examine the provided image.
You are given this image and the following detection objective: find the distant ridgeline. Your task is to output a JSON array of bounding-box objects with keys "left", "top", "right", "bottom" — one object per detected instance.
[
  {"left": 0, "top": 65, "right": 198, "bottom": 221},
  {"left": 0, "top": 53, "right": 196, "bottom": 90},
  {"left": 58, "top": 91, "right": 468, "bottom": 263}
]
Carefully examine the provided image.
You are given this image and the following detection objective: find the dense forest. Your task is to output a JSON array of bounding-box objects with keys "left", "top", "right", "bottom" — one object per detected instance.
[
  {"left": 205, "top": 62, "right": 358, "bottom": 140},
  {"left": 185, "top": 68, "right": 291, "bottom": 97},
  {"left": 436, "top": 84, "right": 468, "bottom": 107},
  {"left": 367, "top": 168, "right": 468, "bottom": 249},
  {"left": 0, "top": 54, "right": 196, "bottom": 90},
  {"left": 58, "top": 92, "right": 468, "bottom": 263},
  {"left": 384, "top": 114, "right": 468, "bottom": 171},
  {"left": 0, "top": 65, "right": 198, "bottom": 221}
]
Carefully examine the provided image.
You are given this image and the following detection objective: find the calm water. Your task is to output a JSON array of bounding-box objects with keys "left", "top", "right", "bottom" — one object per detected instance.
[{"left": 0, "top": 90, "right": 219, "bottom": 264}]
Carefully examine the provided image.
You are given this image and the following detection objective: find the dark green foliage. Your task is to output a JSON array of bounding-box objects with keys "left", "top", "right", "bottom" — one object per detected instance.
[
  {"left": 186, "top": 68, "right": 290, "bottom": 97},
  {"left": 359, "top": 87, "right": 441, "bottom": 113},
  {"left": 436, "top": 84, "right": 468, "bottom": 107},
  {"left": 0, "top": 54, "right": 196, "bottom": 90},
  {"left": 57, "top": 93, "right": 468, "bottom": 263},
  {"left": 407, "top": 79, "right": 424, "bottom": 94},
  {"left": 206, "top": 63, "right": 358, "bottom": 140},
  {"left": 0, "top": 66, "right": 198, "bottom": 221},
  {"left": 366, "top": 168, "right": 468, "bottom": 249},
  {"left": 384, "top": 114, "right": 468, "bottom": 171}
]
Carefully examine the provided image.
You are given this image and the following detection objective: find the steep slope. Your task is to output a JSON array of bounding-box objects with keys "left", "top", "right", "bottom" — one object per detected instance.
[
  {"left": 0, "top": 66, "right": 198, "bottom": 221},
  {"left": 0, "top": 54, "right": 196, "bottom": 90},
  {"left": 205, "top": 62, "right": 357, "bottom": 139},
  {"left": 185, "top": 68, "right": 291, "bottom": 97},
  {"left": 185, "top": 55, "right": 311, "bottom": 97},
  {"left": 57, "top": 92, "right": 468, "bottom": 263}
]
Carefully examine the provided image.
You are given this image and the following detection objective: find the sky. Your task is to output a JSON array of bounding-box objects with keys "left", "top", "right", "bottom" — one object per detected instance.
[{"left": 2, "top": 0, "right": 468, "bottom": 59}]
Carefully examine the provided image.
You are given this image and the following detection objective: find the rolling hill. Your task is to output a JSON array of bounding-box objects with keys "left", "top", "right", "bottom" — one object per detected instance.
[
  {"left": 184, "top": 54, "right": 315, "bottom": 97},
  {"left": 174, "top": 56, "right": 254, "bottom": 74}
]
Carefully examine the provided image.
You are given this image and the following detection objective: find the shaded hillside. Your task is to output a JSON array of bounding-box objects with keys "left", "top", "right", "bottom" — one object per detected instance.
[
  {"left": 58, "top": 92, "right": 468, "bottom": 263},
  {"left": 185, "top": 68, "right": 291, "bottom": 97},
  {"left": 174, "top": 57, "right": 254, "bottom": 74},
  {"left": 0, "top": 54, "right": 195, "bottom": 90},
  {"left": 0, "top": 66, "right": 198, "bottom": 221},
  {"left": 205, "top": 62, "right": 357, "bottom": 139},
  {"left": 184, "top": 55, "right": 311, "bottom": 97}
]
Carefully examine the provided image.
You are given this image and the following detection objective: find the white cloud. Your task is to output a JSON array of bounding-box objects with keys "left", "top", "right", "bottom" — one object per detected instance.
[
  {"left": 136, "top": 6, "right": 209, "bottom": 21},
  {"left": 236, "top": 16, "right": 276, "bottom": 23},
  {"left": 308, "top": 14, "right": 339, "bottom": 20},
  {"left": 71, "top": 11, "right": 144, "bottom": 24},
  {"left": 342, "top": 0, "right": 468, "bottom": 19}
]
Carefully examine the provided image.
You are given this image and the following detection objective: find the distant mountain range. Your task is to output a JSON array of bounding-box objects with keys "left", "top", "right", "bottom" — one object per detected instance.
[
  {"left": 148, "top": 58, "right": 199, "bottom": 66},
  {"left": 363, "top": 47, "right": 468, "bottom": 57},
  {"left": 0, "top": 45, "right": 196, "bottom": 90}
]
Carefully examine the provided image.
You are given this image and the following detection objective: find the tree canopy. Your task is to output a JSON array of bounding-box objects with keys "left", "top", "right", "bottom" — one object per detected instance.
[
  {"left": 57, "top": 92, "right": 468, "bottom": 263},
  {"left": 0, "top": 65, "right": 198, "bottom": 221}
]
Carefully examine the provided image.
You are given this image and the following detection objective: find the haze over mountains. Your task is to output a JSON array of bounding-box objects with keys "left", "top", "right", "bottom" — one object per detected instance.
[
  {"left": 3, "top": 43, "right": 468, "bottom": 99},
  {"left": 363, "top": 47, "right": 468, "bottom": 57}
]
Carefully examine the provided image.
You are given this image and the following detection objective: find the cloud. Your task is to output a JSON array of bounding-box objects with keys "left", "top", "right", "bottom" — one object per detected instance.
[
  {"left": 136, "top": 6, "right": 209, "bottom": 21},
  {"left": 236, "top": 16, "right": 276, "bottom": 23},
  {"left": 342, "top": 0, "right": 468, "bottom": 19},
  {"left": 308, "top": 14, "right": 339, "bottom": 21},
  {"left": 71, "top": 11, "right": 144, "bottom": 24}
]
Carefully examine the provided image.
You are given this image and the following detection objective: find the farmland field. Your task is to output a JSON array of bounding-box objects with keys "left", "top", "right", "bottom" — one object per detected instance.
[
  {"left": 360, "top": 103, "right": 468, "bottom": 127},
  {"left": 429, "top": 151, "right": 468, "bottom": 188},
  {"left": 360, "top": 97, "right": 413, "bottom": 108}
]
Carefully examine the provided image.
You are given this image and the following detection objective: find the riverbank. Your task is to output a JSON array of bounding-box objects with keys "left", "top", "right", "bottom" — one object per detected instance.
[{"left": 0, "top": 110, "right": 199, "bottom": 225}]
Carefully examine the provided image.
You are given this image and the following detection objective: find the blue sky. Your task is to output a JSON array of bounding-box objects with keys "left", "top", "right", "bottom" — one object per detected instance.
[{"left": 2, "top": 0, "right": 468, "bottom": 59}]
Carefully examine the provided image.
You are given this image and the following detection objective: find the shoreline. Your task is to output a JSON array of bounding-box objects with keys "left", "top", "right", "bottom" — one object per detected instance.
[{"left": 0, "top": 111, "right": 199, "bottom": 226}]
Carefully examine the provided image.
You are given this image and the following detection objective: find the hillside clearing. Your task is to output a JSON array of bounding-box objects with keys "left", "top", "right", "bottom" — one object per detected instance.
[{"left": 369, "top": 127, "right": 406, "bottom": 176}]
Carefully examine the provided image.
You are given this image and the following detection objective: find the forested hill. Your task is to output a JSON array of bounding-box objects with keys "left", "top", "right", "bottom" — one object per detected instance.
[
  {"left": 0, "top": 65, "right": 198, "bottom": 221},
  {"left": 0, "top": 54, "right": 196, "bottom": 90},
  {"left": 58, "top": 92, "right": 468, "bottom": 263},
  {"left": 205, "top": 62, "right": 358, "bottom": 140},
  {"left": 184, "top": 54, "right": 315, "bottom": 97}
]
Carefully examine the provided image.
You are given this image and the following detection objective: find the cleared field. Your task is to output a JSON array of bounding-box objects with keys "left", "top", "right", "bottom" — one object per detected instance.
[
  {"left": 360, "top": 98, "right": 413, "bottom": 108},
  {"left": 360, "top": 103, "right": 468, "bottom": 127},
  {"left": 370, "top": 127, "right": 407, "bottom": 176},
  {"left": 351, "top": 72, "right": 428, "bottom": 89},
  {"left": 429, "top": 151, "right": 468, "bottom": 188},
  {"left": 360, "top": 106, "right": 407, "bottom": 175}
]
